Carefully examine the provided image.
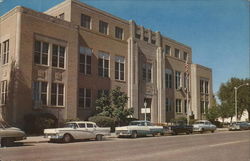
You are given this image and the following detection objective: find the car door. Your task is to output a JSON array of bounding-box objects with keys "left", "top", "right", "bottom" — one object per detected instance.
[
  {"left": 78, "top": 123, "right": 90, "bottom": 139},
  {"left": 86, "top": 123, "right": 96, "bottom": 139}
]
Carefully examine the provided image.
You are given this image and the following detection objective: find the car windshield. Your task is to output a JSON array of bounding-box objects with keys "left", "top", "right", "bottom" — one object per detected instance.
[{"left": 0, "top": 122, "right": 12, "bottom": 128}]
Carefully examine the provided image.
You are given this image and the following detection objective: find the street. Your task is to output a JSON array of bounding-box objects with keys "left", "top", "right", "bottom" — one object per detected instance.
[{"left": 0, "top": 130, "right": 249, "bottom": 161}]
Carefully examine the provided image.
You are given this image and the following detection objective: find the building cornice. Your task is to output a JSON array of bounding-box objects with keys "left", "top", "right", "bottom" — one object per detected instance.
[{"left": 162, "top": 36, "right": 192, "bottom": 50}]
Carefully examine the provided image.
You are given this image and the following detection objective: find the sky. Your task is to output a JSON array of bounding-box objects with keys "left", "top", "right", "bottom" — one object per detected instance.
[{"left": 0, "top": 0, "right": 249, "bottom": 94}]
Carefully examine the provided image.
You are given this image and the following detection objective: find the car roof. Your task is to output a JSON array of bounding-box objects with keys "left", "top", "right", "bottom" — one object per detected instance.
[{"left": 66, "top": 121, "right": 96, "bottom": 124}]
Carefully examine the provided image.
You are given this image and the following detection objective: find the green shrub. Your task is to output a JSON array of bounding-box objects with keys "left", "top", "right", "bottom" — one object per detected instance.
[
  {"left": 88, "top": 116, "right": 116, "bottom": 132},
  {"left": 23, "top": 113, "right": 57, "bottom": 135}
]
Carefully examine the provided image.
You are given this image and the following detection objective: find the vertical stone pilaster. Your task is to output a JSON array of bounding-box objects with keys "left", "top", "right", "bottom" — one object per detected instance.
[
  {"left": 127, "top": 38, "right": 139, "bottom": 118},
  {"left": 156, "top": 47, "right": 165, "bottom": 123}
]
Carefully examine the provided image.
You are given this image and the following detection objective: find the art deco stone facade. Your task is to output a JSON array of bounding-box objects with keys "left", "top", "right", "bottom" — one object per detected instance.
[{"left": 0, "top": 0, "right": 213, "bottom": 126}]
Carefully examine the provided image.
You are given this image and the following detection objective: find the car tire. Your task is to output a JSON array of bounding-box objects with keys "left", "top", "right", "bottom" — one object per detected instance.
[
  {"left": 96, "top": 134, "right": 103, "bottom": 141},
  {"left": 131, "top": 131, "right": 137, "bottom": 138},
  {"left": 63, "top": 134, "right": 72, "bottom": 143},
  {"left": 186, "top": 131, "right": 190, "bottom": 135},
  {"left": 200, "top": 128, "right": 204, "bottom": 134},
  {"left": 211, "top": 130, "right": 215, "bottom": 133}
]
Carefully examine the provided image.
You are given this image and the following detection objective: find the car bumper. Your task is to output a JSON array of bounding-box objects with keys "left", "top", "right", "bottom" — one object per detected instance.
[
  {"left": 115, "top": 130, "right": 132, "bottom": 136},
  {"left": 44, "top": 134, "right": 63, "bottom": 139}
]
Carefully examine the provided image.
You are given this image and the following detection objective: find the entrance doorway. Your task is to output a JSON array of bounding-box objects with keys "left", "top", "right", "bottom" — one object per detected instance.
[{"left": 144, "top": 98, "right": 152, "bottom": 121}]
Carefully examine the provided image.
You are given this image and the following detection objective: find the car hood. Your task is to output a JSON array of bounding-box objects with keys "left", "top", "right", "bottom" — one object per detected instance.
[{"left": 0, "top": 127, "right": 26, "bottom": 137}]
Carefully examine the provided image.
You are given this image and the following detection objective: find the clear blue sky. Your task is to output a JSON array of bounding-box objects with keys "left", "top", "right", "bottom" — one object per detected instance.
[{"left": 0, "top": 0, "right": 249, "bottom": 94}]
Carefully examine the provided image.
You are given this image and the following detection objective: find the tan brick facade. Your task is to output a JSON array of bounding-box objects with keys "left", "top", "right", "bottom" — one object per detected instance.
[{"left": 0, "top": 0, "right": 212, "bottom": 126}]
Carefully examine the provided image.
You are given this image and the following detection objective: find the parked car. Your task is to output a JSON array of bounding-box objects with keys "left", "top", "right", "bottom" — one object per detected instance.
[
  {"left": 164, "top": 121, "right": 193, "bottom": 135},
  {"left": 0, "top": 121, "right": 26, "bottom": 147},
  {"left": 228, "top": 122, "right": 250, "bottom": 131},
  {"left": 115, "top": 120, "right": 164, "bottom": 138},
  {"left": 192, "top": 120, "right": 216, "bottom": 133},
  {"left": 44, "top": 121, "right": 111, "bottom": 143}
]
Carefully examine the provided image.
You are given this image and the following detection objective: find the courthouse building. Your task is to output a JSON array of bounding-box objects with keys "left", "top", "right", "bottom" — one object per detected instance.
[{"left": 0, "top": 0, "right": 213, "bottom": 126}]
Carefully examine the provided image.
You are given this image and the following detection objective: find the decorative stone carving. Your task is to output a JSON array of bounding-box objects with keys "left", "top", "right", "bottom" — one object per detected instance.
[
  {"left": 37, "top": 70, "right": 46, "bottom": 79},
  {"left": 55, "top": 72, "right": 62, "bottom": 81}
]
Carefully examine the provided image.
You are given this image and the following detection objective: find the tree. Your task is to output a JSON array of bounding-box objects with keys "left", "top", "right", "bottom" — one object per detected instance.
[
  {"left": 217, "top": 78, "right": 250, "bottom": 121},
  {"left": 95, "top": 87, "right": 134, "bottom": 125},
  {"left": 205, "top": 106, "right": 219, "bottom": 123}
]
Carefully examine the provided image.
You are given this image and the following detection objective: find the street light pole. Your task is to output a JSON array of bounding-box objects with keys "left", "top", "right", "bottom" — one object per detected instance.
[
  {"left": 144, "top": 101, "right": 147, "bottom": 122},
  {"left": 234, "top": 83, "right": 249, "bottom": 122}
]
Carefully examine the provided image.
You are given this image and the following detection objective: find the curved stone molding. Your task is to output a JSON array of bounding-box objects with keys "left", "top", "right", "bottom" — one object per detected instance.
[{"left": 54, "top": 72, "right": 63, "bottom": 81}]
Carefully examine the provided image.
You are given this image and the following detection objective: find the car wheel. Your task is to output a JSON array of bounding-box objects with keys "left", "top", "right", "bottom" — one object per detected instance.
[
  {"left": 63, "top": 134, "right": 72, "bottom": 143},
  {"left": 211, "top": 130, "right": 215, "bottom": 133},
  {"left": 96, "top": 134, "right": 103, "bottom": 141},
  {"left": 131, "top": 131, "right": 137, "bottom": 138},
  {"left": 200, "top": 128, "right": 204, "bottom": 134},
  {"left": 186, "top": 131, "right": 190, "bottom": 135}
]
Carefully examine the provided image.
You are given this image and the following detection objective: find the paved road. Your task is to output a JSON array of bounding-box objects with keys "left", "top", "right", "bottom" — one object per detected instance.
[{"left": 0, "top": 131, "right": 249, "bottom": 161}]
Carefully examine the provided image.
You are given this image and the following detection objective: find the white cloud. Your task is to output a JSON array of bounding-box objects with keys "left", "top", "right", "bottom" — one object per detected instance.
[{"left": 0, "top": 0, "right": 4, "bottom": 2}]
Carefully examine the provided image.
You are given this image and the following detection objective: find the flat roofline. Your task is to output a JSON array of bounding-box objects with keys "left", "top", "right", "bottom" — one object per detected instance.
[
  {"left": 192, "top": 64, "right": 212, "bottom": 71},
  {"left": 162, "top": 36, "right": 192, "bottom": 50}
]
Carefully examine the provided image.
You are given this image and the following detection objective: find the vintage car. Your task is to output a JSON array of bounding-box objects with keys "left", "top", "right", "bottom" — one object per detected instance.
[
  {"left": 164, "top": 121, "right": 193, "bottom": 135},
  {"left": 115, "top": 120, "right": 164, "bottom": 138},
  {"left": 44, "top": 121, "right": 111, "bottom": 143},
  {"left": 192, "top": 120, "right": 216, "bottom": 133},
  {"left": 228, "top": 122, "right": 250, "bottom": 131},
  {"left": 0, "top": 121, "right": 26, "bottom": 147}
]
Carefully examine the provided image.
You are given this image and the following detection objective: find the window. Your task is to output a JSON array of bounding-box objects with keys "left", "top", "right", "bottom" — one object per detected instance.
[
  {"left": 33, "top": 81, "right": 47, "bottom": 107},
  {"left": 99, "top": 21, "right": 108, "bottom": 35},
  {"left": 184, "top": 100, "right": 187, "bottom": 114},
  {"left": 52, "top": 44, "right": 65, "bottom": 68},
  {"left": 166, "top": 98, "right": 172, "bottom": 112},
  {"left": 59, "top": 13, "right": 64, "bottom": 20},
  {"left": 81, "top": 14, "right": 91, "bottom": 29},
  {"left": 174, "top": 48, "right": 180, "bottom": 58},
  {"left": 205, "top": 81, "right": 209, "bottom": 94},
  {"left": 200, "top": 101, "right": 205, "bottom": 114},
  {"left": 2, "top": 40, "right": 9, "bottom": 65},
  {"left": 135, "top": 33, "right": 141, "bottom": 39},
  {"left": 51, "top": 83, "right": 64, "bottom": 106},
  {"left": 200, "top": 80, "right": 204, "bottom": 93},
  {"left": 184, "top": 52, "right": 188, "bottom": 61},
  {"left": 115, "top": 27, "right": 123, "bottom": 40},
  {"left": 97, "top": 89, "right": 109, "bottom": 98},
  {"left": 165, "top": 69, "right": 172, "bottom": 88},
  {"left": 79, "top": 46, "right": 92, "bottom": 75},
  {"left": 176, "top": 99, "right": 182, "bottom": 113},
  {"left": 175, "top": 71, "right": 181, "bottom": 89},
  {"left": 0, "top": 81, "right": 7, "bottom": 105},
  {"left": 34, "top": 40, "right": 49, "bottom": 65},
  {"left": 164, "top": 45, "right": 170, "bottom": 55},
  {"left": 115, "top": 56, "right": 125, "bottom": 81},
  {"left": 144, "top": 37, "right": 149, "bottom": 42},
  {"left": 79, "top": 88, "right": 91, "bottom": 108},
  {"left": 205, "top": 101, "right": 209, "bottom": 113},
  {"left": 142, "top": 63, "right": 152, "bottom": 83},
  {"left": 87, "top": 123, "right": 94, "bottom": 128},
  {"left": 98, "top": 52, "right": 109, "bottom": 77},
  {"left": 184, "top": 73, "right": 189, "bottom": 90},
  {"left": 78, "top": 123, "right": 86, "bottom": 128},
  {"left": 151, "top": 39, "right": 156, "bottom": 45}
]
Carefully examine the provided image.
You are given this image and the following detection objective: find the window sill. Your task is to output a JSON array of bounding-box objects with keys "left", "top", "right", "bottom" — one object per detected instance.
[
  {"left": 115, "top": 79, "right": 126, "bottom": 83},
  {"left": 52, "top": 66, "right": 66, "bottom": 71},
  {"left": 47, "top": 105, "right": 65, "bottom": 108},
  {"left": 35, "top": 64, "right": 49, "bottom": 68}
]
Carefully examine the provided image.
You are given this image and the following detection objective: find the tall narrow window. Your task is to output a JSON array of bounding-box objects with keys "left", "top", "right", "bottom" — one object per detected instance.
[
  {"left": 115, "top": 27, "right": 123, "bottom": 40},
  {"left": 142, "top": 63, "right": 152, "bottom": 83},
  {"left": 79, "top": 46, "right": 92, "bottom": 75},
  {"left": 174, "top": 48, "right": 180, "bottom": 58},
  {"left": 205, "top": 81, "right": 209, "bottom": 94},
  {"left": 184, "top": 52, "right": 188, "bottom": 61},
  {"left": 164, "top": 45, "right": 170, "bottom": 55},
  {"left": 51, "top": 83, "right": 64, "bottom": 106},
  {"left": 115, "top": 56, "right": 125, "bottom": 81},
  {"left": 205, "top": 101, "right": 209, "bottom": 113},
  {"left": 2, "top": 40, "right": 9, "bottom": 65},
  {"left": 184, "top": 100, "right": 187, "bottom": 114},
  {"left": 166, "top": 98, "right": 172, "bottom": 112},
  {"left": 200, "top": 80, "right": 204, "bottom": 93},
  {"left": 79, "top": 88, "right": 91, "bottom": 108},
  {"left": 34, "top": 40, "right": 49, "bottom": 65},
  {"left": 200, "top": 101, "right": 205, "bottom": 114},
  {"left": 175, "top": 99, "right": 182, "bottom": 113},
  {"left": 98, "top": 52, "right": 109, "bottom": 77},
  {"left": 33, "top": 81, "right": 47, "bottom": 107},
  {"left": 99, "top": 21, "right": 108, "bottom": 35},
  {"left": 97, "top": 89, "right": 109, "bottom": 98},
  {"left": 165, "top": 69, "right": 172, "bottom": 88},
  {"left": 175, "top": 71, "right": 181, "bottom": 89},
  {"left": 52, "top": 44, "right": 65, "bottom": 68},
  {"left": 0, "top": 80, "right": 7, "bottom": 105},
  {"left": 81, "top": 14, "right": 91, "bottom": 29}
]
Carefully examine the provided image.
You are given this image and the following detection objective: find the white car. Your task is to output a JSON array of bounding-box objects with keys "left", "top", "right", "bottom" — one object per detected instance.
[
  {"left": 44, "top": 121, "right": 110, "bottom": 143},
  {"left": 0, "top": 121, "right": 26, "bottom": 147},
  {"left": 193, "top": 120, "right": 216, "bottom": 133},
  {"left": 115, "top": 120, "right": 164, "bottom": 138}
]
